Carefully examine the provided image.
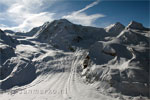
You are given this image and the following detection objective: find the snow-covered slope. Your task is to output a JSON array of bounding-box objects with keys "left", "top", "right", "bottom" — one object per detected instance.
[
  {"left": 33, "top": 19, "right": 108, "bottom": 51},
  {"left": 105, "top": 22, "right": 125, "bottom": 37},
  {"left": 86, "top": 40, "right": 149, "bottom": 96},
  {"left": 0, "top": 29, "right": 18, "bottom": 64},
  {"left": 117, "top": 29, "right": 149, "bottom": 47},
  {"left": 0, "top": 20, "right": 149, "bottom": 100},
  {"left": 0, "top": 29, "right": 18, "bottom": 47},
  {"left": 81, "top": 21, "right": 149, "bottom": 97}
]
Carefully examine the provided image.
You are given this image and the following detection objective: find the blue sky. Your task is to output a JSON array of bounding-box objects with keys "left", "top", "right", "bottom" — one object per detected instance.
[{"left": 0, "top": 0, "right": 149, "bottom": 32}]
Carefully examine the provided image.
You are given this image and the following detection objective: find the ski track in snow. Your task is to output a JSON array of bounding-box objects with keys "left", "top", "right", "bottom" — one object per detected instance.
[{"left": 0, "top": 41, "right": 116, "bottom": 100}]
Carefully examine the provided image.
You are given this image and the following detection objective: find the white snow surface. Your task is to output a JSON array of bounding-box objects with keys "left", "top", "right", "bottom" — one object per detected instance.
[
  {"left": 0, "top": 44, "right": 116, "bottom": 100},
  {"left": 0, "top": 19, "right": 149, "bottom": 100}
]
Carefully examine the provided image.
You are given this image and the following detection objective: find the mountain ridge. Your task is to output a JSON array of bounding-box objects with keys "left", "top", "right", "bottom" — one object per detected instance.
[{"left": 0, "top": 19, "right": 149, "bottom": 100}]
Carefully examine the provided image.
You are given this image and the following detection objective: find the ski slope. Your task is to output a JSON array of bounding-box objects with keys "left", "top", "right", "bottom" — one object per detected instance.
[
  {"left": 0, "top": 19, "right": 149, "bottom": 100},
  {"left": 0, "top": 42, "right": 116, "bottom": 100}
]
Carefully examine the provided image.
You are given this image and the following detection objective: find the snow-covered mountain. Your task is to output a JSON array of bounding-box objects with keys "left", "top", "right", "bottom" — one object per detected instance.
[
  {"left": 126, "top": 21, "right": 149, "bottom": 30},
  {"left": 105, "top": 22, "right": 125, "bottom": 37},
  {"left": 0, "top": 19, "right": 149, "bottom": 100},
  {"left": 33, "top": 19, "right": 108, "bottom": 51}
]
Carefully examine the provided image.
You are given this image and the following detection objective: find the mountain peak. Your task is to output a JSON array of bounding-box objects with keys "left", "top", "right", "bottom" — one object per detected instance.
[
  {"left": 39, "top": 19, "right": 72, "bottom": 29},
  {"left": 115, "top": 22, "right": 124, "bottom": 26},
  {"left": 54, "top": 19, "right": 72, "bottom": 25},
  {"left": 126, "top": 20, "right": 145, "bottom": 30},
  {"left": 43, "top": 19, "right": 72, "bottom": 28},
  {"left": 106, "top": 22, "right": 125, "bottom": 29},
  {"left": 34, "top": 19, "right": 74, "bottom": 38},
  {"left": 105, "top": 22, "right": 125, "bottom": 36},
  {"left": 57, "top": 19, "right": 71, "bottom": 22}
]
